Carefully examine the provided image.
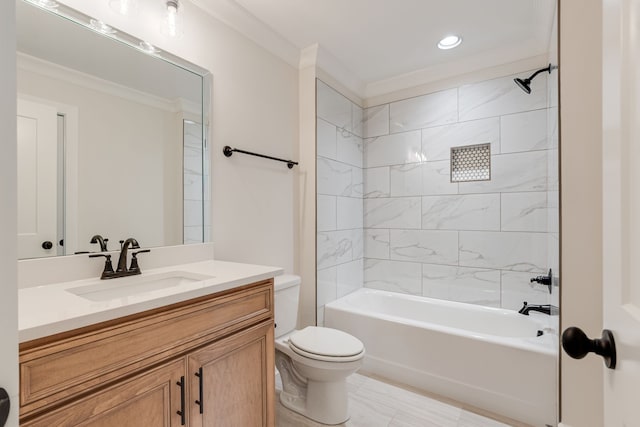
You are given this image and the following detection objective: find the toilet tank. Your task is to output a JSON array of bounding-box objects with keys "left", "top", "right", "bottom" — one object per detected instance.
[{"left": 274, "top": 274, "right": 301, "bottom": 338}]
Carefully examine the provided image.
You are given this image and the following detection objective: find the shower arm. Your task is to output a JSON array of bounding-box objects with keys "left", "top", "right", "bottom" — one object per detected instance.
[{"left": 526, "top": 64, "right": 553, "bottom": 81}]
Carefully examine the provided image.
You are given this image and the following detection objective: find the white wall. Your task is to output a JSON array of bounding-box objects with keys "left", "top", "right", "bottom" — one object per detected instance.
[
  {"left": 58, "top": 0, "right": 299, "bottom": 273},
  {"left": 559, "top": 0, "right": 604, "bottom": 425},
  {"left": 17, "top": 67, "right": 183, "bottom": 252},
  {"left": 298, "top": 65, "right": 318, "bottom": 328},
  {"left": 0, "top": 0, "right": 18, "bottom": 425}
]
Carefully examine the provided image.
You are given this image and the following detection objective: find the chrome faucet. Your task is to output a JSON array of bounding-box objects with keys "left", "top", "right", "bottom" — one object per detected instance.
[
  {"left": 518, "top": 301, "right": 559, "bottom": 316},
  {"left": 117, "top": 238, "right": 140, "bottom": 272}
]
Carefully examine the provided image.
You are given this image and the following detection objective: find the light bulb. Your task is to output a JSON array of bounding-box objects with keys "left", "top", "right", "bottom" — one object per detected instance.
[
  {"left": 167, "top": 4, "right": 177, "bottom": 37},
  {"left": 35, "top": 0, "right": 58, "bottom": 10},
  {"left": 139, "top": 41, "right": 160, "bottom": 54},
  {"left": 109, "top": 0, "right": 138, "bottom": 15},
  {"left": 89, "top": 19, "right": 117, "bottom": 35},
  {"left": 162, "top": 0, "right": 184, "bottom": 39}
]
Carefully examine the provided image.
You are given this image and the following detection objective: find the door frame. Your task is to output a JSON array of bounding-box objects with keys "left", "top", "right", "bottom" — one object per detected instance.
[
  {"left": 0, "top": 0, "right": 19, "bottom": 425},
  {"left": 558, "top": 0, "right": 605, "bottom": 426},
  {"left": 0, "top": 2, "right": 609, "bottom": 427}
]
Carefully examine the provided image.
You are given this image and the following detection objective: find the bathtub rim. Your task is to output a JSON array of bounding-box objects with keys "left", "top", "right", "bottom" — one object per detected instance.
[{"left": 324, "top": 288, "right": 558, "bottom": 356}]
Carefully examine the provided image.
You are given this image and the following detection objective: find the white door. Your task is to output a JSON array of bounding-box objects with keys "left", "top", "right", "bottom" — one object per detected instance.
[
  {"left": 601, "top": 0, "right": 640, "bottom": 423},
  {"left": 16, "top": 98, "right": 58, "bottom": 258}
]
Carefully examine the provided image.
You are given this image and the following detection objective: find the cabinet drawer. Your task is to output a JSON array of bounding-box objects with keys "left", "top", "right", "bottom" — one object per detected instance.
[
  {"left": 21, "top": 358, "right": 186, "bottom": 427},
  {"left": 20, "top": 280, "right": 273, "bottom": 416}
]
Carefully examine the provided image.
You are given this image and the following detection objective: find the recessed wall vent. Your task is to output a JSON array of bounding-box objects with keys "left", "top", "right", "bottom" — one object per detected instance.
[{"left": 450, "top": 143, "right": 491, "bottom": 182}]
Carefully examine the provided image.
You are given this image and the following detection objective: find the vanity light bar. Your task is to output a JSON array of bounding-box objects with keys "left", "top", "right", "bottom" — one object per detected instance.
[
  {"left": 35, "top": 0, "right": 58, "bottom": 10},
  {"left": 22, "top": 0, "right": 207, "bottom": 76}
]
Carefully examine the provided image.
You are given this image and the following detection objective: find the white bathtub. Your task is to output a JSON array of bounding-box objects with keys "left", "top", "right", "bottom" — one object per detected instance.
[{"left": 324, "top": 288, "right": 558, "bottom": 427}]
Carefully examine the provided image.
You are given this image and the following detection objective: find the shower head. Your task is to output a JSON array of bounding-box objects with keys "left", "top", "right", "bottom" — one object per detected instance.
[
  {"left": 514, "top": 77, "right": 532, "bottom": 94},
  {"left": 514, "top": 64, "right": 555, "bottom": 94}
]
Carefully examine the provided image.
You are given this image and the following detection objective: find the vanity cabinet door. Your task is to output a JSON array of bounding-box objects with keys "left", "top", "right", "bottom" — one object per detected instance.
[
  {"left": 188, "top": 321, "right": 275, "bottom": 427},
  {"left": 22, "top": 358, "right": 186, "bottom": 427}
]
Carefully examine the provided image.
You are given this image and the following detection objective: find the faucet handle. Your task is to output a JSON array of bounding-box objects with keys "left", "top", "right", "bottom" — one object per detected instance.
[
  {"left": 129, "top": 249, "right": 151, "bottom": 273},
  {"left": 530, "top": 269, "right": 553, "bottom": 294},
  {"left": 89, "top": 254, "right": 115, "bottom": 278}
]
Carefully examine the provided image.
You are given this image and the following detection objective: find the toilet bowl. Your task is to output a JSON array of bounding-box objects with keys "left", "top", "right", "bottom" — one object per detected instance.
[{"left": 274, "top": 275, "right": 365, "bottom": 425}]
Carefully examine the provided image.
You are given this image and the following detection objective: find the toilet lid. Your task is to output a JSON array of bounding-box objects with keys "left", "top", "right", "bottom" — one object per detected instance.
[{"left": 289, "top": 326, "right": 364, "bottom": 358}]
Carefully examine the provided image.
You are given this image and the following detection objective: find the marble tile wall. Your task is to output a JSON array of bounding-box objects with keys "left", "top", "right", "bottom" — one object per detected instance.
[
  {"left": 317, "top": 80, "right": 364, "bottom": 325},
  {"left": 362, "top": 70, "right": 558, "bottom": 310}
]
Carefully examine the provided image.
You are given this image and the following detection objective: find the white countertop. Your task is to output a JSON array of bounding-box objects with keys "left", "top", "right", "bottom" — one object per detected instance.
[{"left": 19, "top": 260, "right": 282, "bottom": 342}]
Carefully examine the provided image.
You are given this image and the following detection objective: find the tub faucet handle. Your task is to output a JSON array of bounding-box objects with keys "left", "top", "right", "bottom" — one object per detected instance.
[{"left": 530, "top": 269, "right": 553, "bottom": 294}]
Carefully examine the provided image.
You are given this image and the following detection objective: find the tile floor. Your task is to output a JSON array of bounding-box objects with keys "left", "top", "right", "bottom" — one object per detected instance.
[{"left": 276, "top": 372, "right": 533, "bottom": 427}]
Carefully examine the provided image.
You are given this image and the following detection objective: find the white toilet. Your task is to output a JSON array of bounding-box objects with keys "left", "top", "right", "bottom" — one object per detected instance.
[{"left": 274, "top": 275, "right": 365, "bottom": 425}]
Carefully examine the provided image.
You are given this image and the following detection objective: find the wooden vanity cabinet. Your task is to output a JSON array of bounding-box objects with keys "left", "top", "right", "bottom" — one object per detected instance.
[
  {"left": 188, "top": 322, "right": 274, "bottom": 427},
  {"left": 19, "top": 279, "right": 275, "bottom": 427}
]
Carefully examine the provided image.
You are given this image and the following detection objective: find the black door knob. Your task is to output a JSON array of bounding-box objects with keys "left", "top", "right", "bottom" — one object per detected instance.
[
  {"left": 561, "top": 326, "right": 617, "bottom": 369},
  {"left": 41, "top": 241, "right": 53, "bottom": 250},
  {"left": 0, "top": 387, "right": 9, "bottom": 427}
]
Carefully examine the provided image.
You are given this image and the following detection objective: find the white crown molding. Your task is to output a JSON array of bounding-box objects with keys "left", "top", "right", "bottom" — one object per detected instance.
[
  {"left": 299, "top": 41, "right": 550, "bottom": 104},
  {"left": 190, "top": 0, "right": 300, "bottom": 68},
  {"left": 175, "top": 98, "right": 203, "bottom": 116},
  {"left": 364, "top": 42, "right": 549, "bottom": 100},
  {"left": 314, "top": 45, "right": 365, "bottom": 102},
  {"left": 187, "top": 1, "right": 367, "bottom": 98},
  {"left": 298, "top": 44, "right": 364, "bottom": 106},
  {"left": 299, "top": 44, "right": 319, "bottom": 70},
  {"left": 364, "top": 54, "right": 550, "bottom": 107},
  {"left": 17, "top": 53, "right": 193, "bottom": 113}
]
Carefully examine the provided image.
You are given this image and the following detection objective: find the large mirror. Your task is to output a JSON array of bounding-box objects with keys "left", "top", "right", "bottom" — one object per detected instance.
[{"left": 16, "top": 0, "right": 211, "bottom": 259}]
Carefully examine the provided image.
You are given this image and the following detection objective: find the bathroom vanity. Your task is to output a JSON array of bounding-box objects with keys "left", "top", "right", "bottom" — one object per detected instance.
[{"left": 18, "top": 259, "right": 280, "bottom": 427}]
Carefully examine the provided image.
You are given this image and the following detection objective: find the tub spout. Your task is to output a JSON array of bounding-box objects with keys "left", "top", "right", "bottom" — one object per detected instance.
[{"left": 518, "top": 302, "right": 558, "bottom": 316}]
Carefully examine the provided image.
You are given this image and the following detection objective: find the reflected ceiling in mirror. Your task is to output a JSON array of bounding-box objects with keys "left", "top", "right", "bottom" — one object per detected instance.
[{"left": 16, "top": 0, "right": 211, "bottom": 259}]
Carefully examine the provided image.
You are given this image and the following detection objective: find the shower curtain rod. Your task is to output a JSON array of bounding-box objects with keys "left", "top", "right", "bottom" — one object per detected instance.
[{"left": 223, "top": 145, "right": 298, "bottom": 169}]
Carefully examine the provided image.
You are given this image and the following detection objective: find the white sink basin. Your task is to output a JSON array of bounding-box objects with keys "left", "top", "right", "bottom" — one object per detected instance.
[{"left": 67, "top": 271, "right": 214, "bottom": 301}]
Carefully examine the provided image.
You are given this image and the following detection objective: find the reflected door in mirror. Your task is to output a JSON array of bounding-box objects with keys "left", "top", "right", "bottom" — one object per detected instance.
[{"left": 17, "top": 98, "right": 58, "bottom": 258}]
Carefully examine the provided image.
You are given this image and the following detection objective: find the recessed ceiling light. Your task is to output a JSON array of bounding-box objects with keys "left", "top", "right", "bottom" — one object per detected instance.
[{"left": 437, "top": 35, "right": 462, "bottom": 50}]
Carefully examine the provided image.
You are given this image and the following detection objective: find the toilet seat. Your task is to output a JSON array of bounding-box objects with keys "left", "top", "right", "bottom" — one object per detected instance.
[{"left": 288, "top": 327, "right": 364, "bottom": 362}]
